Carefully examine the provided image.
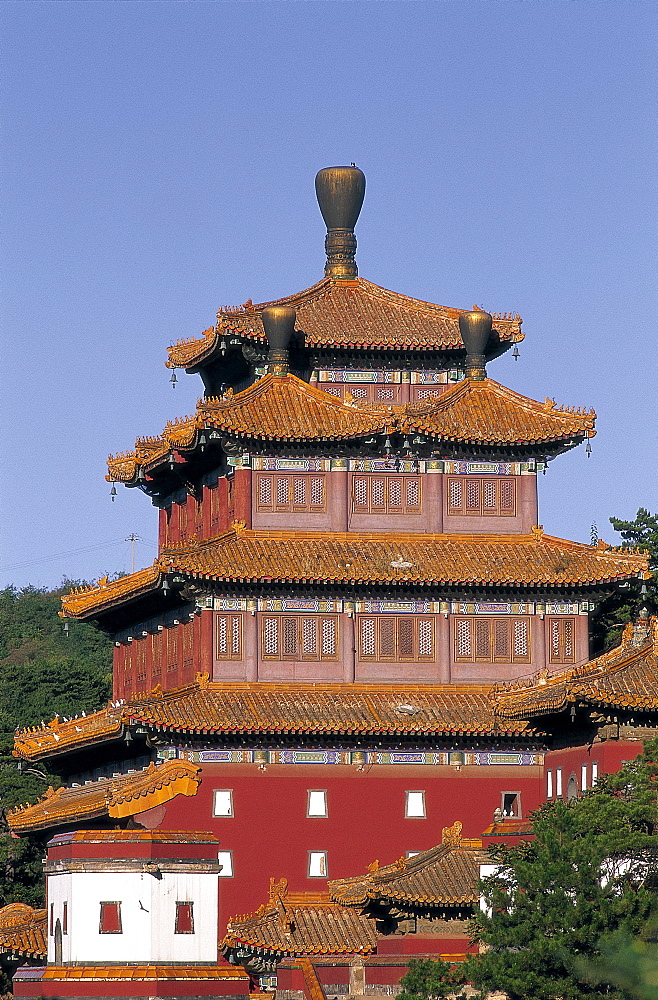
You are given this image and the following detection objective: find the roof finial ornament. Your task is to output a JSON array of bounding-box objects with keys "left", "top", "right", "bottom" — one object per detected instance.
[
  {"left": 315, "top": 166, "right": 366, "bottom": 279},
  {"left": 262, "top": 306, "right": 296, "bottom": 374},
  {"left": 459, "top": 309, "right": 492, "bottom": 380}
]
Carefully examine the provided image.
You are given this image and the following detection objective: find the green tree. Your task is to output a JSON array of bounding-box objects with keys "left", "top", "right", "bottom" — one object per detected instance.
[
  {"left": 464, "top": 739, "right": 658, "bottom": 1000},
  {"left": 397, "top": 957, "right": 466, "bottom": 1000},
  {"left": 591, "top": 508, "right": 658, "bottom": 654}
]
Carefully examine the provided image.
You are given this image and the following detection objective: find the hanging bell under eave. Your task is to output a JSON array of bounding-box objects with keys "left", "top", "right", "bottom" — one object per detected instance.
[
  {"left": 586, "top": 440, "right": 592, "bottom": 458},
  {"left": 170, "top": 371, "right": 177, "bottom": 389},
  {"left": 512, "top": 346, "right": 520, "bottom": 360},
  {"left": 110, "top": 484, "right": 117, "bottom": 502}
]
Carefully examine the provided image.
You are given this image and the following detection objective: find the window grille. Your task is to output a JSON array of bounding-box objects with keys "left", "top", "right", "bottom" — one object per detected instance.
[
  {"left": 447, "top": 477, "right": 517, "bottom": 517},
  {"left": 166, "top": 628, "right": 178, "bottom": 672},
  {"left": 358, "top": 616, "right": 435, "bottom": 661},
  {"left": 454, "top": 618, "right": 531, "bottom": 663},
  {"left": 352, "top": 475, "right": 423, "bottom": 514},
  {"left": 548, "top": 618, "right": 576, "bottom": 663},
  {"left": 261, "top": 616, "right": 339, "bottom": 660},
  {"left": 216, "top": 615, "right": 243, "bottom": 660},
  {"left": 256, "top": 474, "right": 326, "bottom": 512}
]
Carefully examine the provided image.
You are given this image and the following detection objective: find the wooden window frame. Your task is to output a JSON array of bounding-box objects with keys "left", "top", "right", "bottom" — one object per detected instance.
[
  {"left": 255, "top": 473, "right": 327, "bottom": 513},
  {"left": 352, "top": 474, "right": 422, "bottom": 515},
  {"left": 501, "top": 791, "right": 522, "bottom": 818},
  {"left": 548, "top": 617, "right": 576, "bottom": 664},
  {"left": 446, "top": 476, "right": 517, "bottom": 517},
  {"left": 174, "top": 901, "right": 195, "bottom": 934},
  {"left": 213, "top": 789, "right": 234, "bottom": 817},
  {"left": 99, "top": 901, "right": 122, "bottom": 935},
  {"left": 308, "top": 851, "right": 328, "bottom": 878},
  {"left": 405, "top": 790, "right": 426, "bottom": 818},
  {"left": 215, "top": 613, "right": 243, "bottom": 660},
  {"left": 453, "top": 617, "right": 531, "bottom": 663},
  {"left": 307, "top": 789, "right": 328, "bottom": 818},
  {"left": 260, "top": 615, "right": 339, "bottom": 661},
  {"left": 357, "top": 615, "right": 435, "bottom": 661}
]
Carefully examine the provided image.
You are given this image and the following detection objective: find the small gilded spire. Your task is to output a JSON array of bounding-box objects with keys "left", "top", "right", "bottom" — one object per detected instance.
[
  {"left": 262, "top": 306, "right": 296, "bottom": 374},
  {"left": 459, "top": 309, "right": 492, "bottom": 380},
  {"left": 315, "top": 165, "right": 366, "bottom": 278}
]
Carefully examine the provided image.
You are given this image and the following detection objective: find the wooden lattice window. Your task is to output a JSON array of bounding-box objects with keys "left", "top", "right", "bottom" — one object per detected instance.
[
  {"left": 358, "top": 616, "right": 435, "bottom": 661},
  {"left": 182, "top": 619, "right": 194, "bottom": 669},
  {"left": 215, "top": 614, "right": 243, "bottom": 660},
  {"left": 548, "top": 617, "right": 576, "bottom": 663},
  {"left": 454, "top": 617, "right": 531, "bottom": 663},
  {"left": 209, "top": 484, "right": 222, "bottom": 532},
  {"left": 165, "top": 627, "right": 178, "bottom": 673},
  {"left": 150, "top": 633, "right": 161, "bottom": 680},
  {"left": 447, "top": 477, "right": 516, "bottom": 516},
  {"left": 135, "top": 638, "right": 147, "bottom": 682},
  {"left": 256, "top": 474, "right": 326, "bottom": 513},
  {"left": 352, "top": 475, "right": 422, "bottom": 514},
  {"left": 260, "top": 615, "right": 338, "bottom": 660}
]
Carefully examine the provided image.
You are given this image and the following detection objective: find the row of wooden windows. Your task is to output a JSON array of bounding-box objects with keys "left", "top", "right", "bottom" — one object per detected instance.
[
  {"left": 254, "top": 473, "right": 518, "bottom": 516},
  {"left": 215, "top": 614, "right": 577, "bottom": 664}
]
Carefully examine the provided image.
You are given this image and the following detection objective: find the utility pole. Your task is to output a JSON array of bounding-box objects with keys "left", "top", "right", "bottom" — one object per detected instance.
[{"left": 125, "top": 533, "right": 142, "bottom": 574}]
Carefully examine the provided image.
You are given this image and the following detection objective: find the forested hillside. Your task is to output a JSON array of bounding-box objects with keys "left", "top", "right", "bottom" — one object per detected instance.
[{"left": 0, "top": 583, "right": 112, "bottom": 917}]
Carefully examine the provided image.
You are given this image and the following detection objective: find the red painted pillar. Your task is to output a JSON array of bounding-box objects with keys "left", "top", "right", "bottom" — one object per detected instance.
[{"left": 233, "top": 468, "right": 252, "bottom": 527}]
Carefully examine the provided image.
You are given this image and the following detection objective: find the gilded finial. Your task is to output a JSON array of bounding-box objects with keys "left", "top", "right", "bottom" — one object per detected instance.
[
  {"left": 262, "top": 306, "right": 296, "bottom": 374},
  {"left": 315, "top": 166, "right": 366, "bottom": 278},
  {"left": 459, "top": 310, "right": 492, "bottom": 380}
]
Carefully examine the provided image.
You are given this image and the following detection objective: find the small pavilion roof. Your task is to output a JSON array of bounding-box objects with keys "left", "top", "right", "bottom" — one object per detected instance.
[
  {"left": 329, "top": 821, "right": 485, "bottom": 910},
  {"left": 0, "top": 904, "right": 47, "bottom": 961},
  {"left": 13, "top": 679, "right": 535, "bottom": 763},
  {"left": 494, "top": 618, "right": 658, "bottom": 721},
  {"left": 107, "top": 375, "right": 596, "bottom": 482},
  {"left": 60, "top": 528, "right": 648, "bottom": 622},
  {"left": 7, "top": 759, "right": 200, "bottom": 834},
  {"left": 223, "top": 881, "right": 377, "bottom": 959},
  {"left": 166, "top": 277, "right": 524, "bottom": 369}
]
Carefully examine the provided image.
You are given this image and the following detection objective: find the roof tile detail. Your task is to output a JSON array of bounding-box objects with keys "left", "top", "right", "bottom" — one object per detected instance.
[
  {"left": 14, "top": 680, "right": 534, "bottom": 762},
  {"left": 495, "top": 618, "right": 658, "bottom": 720},
  {"left": 329, "top": 822, "right": 485, "bottom": 910},
  {"left": 107, "top": 376, "right": 596, "bottom": 482},
  {"left": 0, "top": 904, "right": 47, "bottom": 960},
  {"left": 7, "top": 759, "right": 201, "bottom": 833},
  {"left": 223, "top": 879, "right": 377, "bottom": 958},
  {"left": 167, "top": 278, "right": 523, "bottom": 367}
]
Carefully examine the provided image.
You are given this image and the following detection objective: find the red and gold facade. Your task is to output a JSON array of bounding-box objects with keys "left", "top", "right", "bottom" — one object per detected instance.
[{"left": 10, "top": 167, "right": 655, "bottom": 994}]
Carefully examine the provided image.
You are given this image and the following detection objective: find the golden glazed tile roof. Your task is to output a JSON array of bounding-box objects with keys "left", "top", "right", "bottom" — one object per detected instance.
[
  {"left": 166, "top": 278, "right": 524, "bottom": 367},
  {"left": 107, "top": 376, "right": 595, "bottom": 481},
  {"left": 60, "top": 529, "right": 647, "bottom": 621},
  {"left": 7, "top": 759, "right": 200, "bottom": 834},
  {"left": 329, "top": 822, "right": 485, "bottom": 910},
  {"left": 223, "top": 879, "right": 378, "bottom": 958},
  {"left": 14, "top": 680, "right": 533, "bottom": 762},
  {"left": 495, "top": 618, "right": 658, "bottom": 721},
  {"left": 0, "top": 904, "right": 47, "bottom": 960}
]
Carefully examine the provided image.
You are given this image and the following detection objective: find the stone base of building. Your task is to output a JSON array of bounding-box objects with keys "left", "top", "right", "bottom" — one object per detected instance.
[{"left": 13, "top": 963, "right": 250, "bottom": 998}]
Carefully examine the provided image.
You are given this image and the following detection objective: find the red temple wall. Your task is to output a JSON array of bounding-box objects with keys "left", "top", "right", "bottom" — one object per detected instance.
[
  {"left": 543, "top": 739, "right": 644, "bottom": 800},
  {"left": 154, "top": 762, "right": 544, "bottom": 938}
]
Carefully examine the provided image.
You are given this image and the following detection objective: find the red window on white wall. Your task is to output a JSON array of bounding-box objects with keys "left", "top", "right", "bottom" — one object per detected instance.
[
  {"left": 256, "top": 474, "right": 326, "bottom": 513},
  {"left": 358, "top": 616, "right": 435, "bottom": 661},
  {"left": 447, "top": 477, "right": 516, "bottom": 516},
  {"left": 215, "top": 614, "right": 243, "bottom": 659},
  {"left": 352, "top": 476, "right": 422, "bottom": 514},
  {"left": 99, "top": 902, "right": 122, "bottom": 934},
  {"left": 174, "top": 901, "right": 194, "bottom": 934},
  {"left": 454, "top": 617, "right": 531, "bottom": 663},
  {"left": 549, "top": 617, "right": 575, "bottom": 663},
  {"left": 261, "top": 616, "right": 338, "bottom": 659}
]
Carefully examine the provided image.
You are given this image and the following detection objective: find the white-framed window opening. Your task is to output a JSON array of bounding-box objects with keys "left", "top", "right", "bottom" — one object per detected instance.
[
  {"left": 213, "top": 789, "right": 234, "bottom": 817},
  {"left": 405, "top": 790, "right": 426, "bottom": 818},
  {"left": 308, "top": 851, "right": 328, "bottom": 878},
  {"left": 581, "top": 764, "right": 588, "bottom": 791},
  {"left": 547, "top": 769, "right": 553, "bottom": 798},
  {"left": 307, "top": 790, "right": 328, "bottom": 817},
  {"left": 406, "top": 851, "right": 420, "bottom": 858},
  {"left": 591, "top": 761, "right": 598, "bottom": 785},
  {"left": 217, "top": 851, "right": 234, "bottom": 877},
  {"left": 556, "top": 767, "right": 563, "bottom": 797},
  {"left": 501, "top": 792, "right": 521, "bottom": 818}
]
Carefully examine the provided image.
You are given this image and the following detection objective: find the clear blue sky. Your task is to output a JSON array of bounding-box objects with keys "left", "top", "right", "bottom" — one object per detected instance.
[{"left": 1, "top": 0, "right": 656, "bottom": 590}]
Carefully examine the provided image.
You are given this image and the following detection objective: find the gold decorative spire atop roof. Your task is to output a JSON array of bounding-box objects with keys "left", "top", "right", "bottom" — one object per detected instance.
[{"left": 315, "top": 166, "right": 366, "bottom": 278}]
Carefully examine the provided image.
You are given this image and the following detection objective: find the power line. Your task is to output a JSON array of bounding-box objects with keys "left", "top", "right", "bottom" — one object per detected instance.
[{"left": 0, "top": 537, "right": 155, "bottom": 573}]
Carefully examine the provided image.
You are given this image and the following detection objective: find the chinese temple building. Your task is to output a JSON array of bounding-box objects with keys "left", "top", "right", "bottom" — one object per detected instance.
[{"left": 9, "top": 167, "right": 654, "bottom": 996}]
